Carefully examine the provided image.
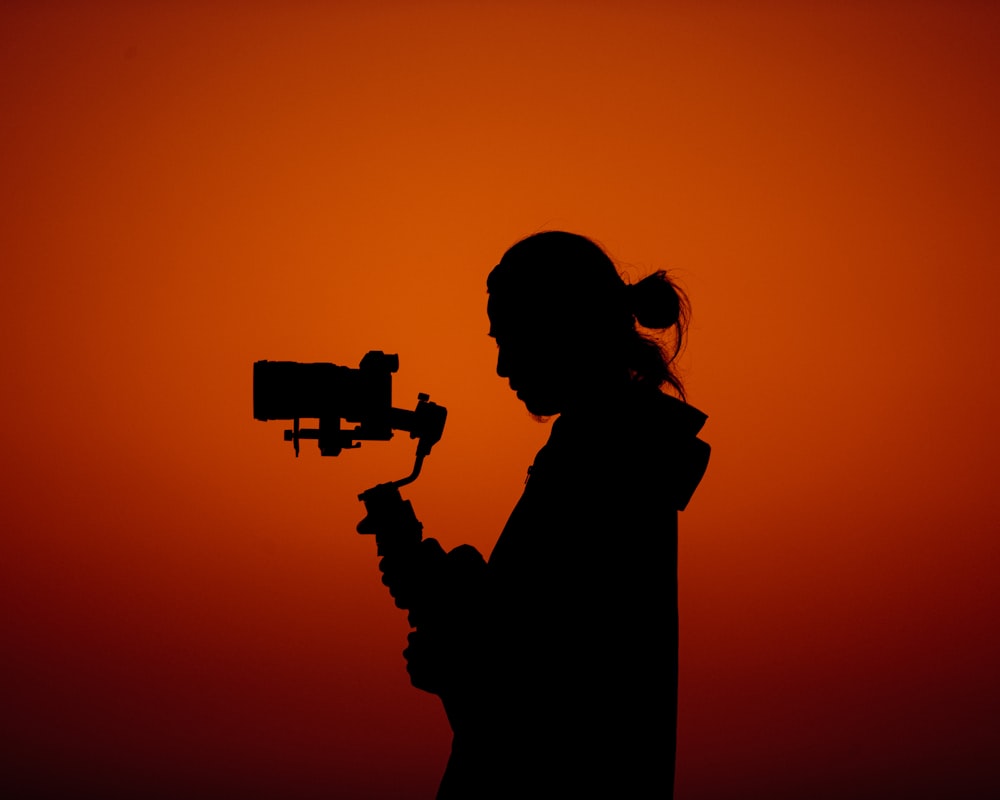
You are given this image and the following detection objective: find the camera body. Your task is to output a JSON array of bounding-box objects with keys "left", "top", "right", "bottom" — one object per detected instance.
[{"left": 253, "top": 351, "right": 445, "bottom": 462}]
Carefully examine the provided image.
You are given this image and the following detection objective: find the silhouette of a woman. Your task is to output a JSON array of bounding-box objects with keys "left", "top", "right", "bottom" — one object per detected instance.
[{"left": 381, "top": 231, "right": 710, "bottom": 799}]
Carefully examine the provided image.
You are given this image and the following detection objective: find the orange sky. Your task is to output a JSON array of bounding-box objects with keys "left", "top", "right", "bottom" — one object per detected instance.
[{"left": 2, "top": 2, "right": 998, "bottom": 797}]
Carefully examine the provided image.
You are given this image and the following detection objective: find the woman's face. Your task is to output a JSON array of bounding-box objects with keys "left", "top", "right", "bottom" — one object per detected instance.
[{"left": 487, "top": 292, "right": 571, "bottom": 417}]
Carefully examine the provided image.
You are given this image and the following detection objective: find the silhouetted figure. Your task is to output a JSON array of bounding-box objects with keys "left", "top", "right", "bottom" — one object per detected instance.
[{"left": 372, "top": 232, "right": 710, "bottom": 798}]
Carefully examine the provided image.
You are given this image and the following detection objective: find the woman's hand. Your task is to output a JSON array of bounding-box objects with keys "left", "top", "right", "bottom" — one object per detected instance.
[
  {"left": 403, "top": 629, "right": 449, "bottom": 694},
  {"left": 378, "top": 537, "right": 447, "bottom": 614}
]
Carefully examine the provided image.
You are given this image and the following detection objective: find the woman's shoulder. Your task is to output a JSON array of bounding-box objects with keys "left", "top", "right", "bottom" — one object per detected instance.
[
  {"left": 554, "top": 384, "right": 707, "bottom": 450},
  {"left": 549, "top": 385, "right": 710, "bottom": 510}
]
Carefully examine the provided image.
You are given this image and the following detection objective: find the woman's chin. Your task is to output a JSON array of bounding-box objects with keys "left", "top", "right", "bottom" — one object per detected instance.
[{"left": 519, "top": 393, "right": 561, "bottom": 418}]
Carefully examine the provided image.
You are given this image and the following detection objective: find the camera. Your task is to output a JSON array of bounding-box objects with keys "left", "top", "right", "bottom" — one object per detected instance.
[{"left": 253, "top": 351, "right": 446, "bottom": 467}]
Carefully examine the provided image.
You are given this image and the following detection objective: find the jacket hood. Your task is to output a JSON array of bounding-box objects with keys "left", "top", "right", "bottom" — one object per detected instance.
[
  {"left": 552, "top": 387, "right": 711, "bottom": 512},
  {"left": 646, "top": 392, "right": 711, "bottom": 511}
]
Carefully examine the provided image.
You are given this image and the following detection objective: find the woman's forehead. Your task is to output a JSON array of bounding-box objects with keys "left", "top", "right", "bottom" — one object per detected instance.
[
  {"left": 486, "top": 296, "right": 519, "bottom": 338},
  {"left": 487, "top": 302, "right": 560, "bottom": 344},
  {"left": 486, "top": 291, "right": 538, "bottom": 323}
]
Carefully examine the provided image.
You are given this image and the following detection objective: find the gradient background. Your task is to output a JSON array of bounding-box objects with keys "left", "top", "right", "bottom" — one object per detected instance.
[{"left": 3, "top": 2, "right": 998, "bottom": 798}]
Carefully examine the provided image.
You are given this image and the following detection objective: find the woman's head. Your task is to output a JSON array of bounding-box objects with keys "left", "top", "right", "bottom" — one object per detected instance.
[{"left": 487, "top": 231, "right": 688, "bottom": 416}]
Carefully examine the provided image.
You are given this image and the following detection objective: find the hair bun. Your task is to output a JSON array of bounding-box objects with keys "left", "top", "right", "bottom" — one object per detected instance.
[{"left": 628, "top": 271, "right": 681, "bottom": 329}]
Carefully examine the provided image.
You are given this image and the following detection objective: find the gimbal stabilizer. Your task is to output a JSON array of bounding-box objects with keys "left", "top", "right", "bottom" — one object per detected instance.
[
  {"left": 252, "top": 350, "right": 444, "bottom": 554},
  {"left": 253, "top": 350, "right": 476, "bottom": 700}
]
